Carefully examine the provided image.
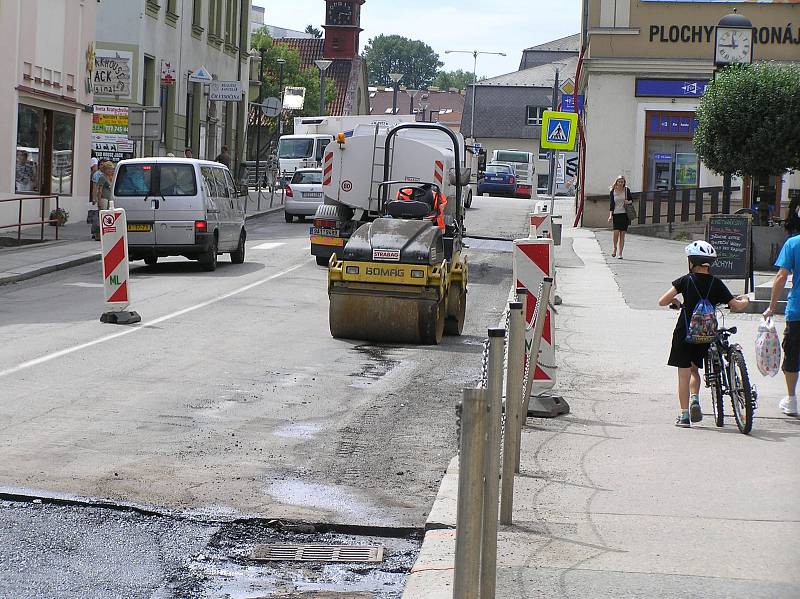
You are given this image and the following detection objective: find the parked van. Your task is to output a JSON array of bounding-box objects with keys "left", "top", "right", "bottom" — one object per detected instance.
[{"left": 112, "top": 158, "right": 246, "bottom": 271}]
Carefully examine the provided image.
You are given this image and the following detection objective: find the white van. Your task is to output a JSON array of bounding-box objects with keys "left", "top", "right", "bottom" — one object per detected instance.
[{"left": 112, "top": 158, "right": 246, "bottom": 271}]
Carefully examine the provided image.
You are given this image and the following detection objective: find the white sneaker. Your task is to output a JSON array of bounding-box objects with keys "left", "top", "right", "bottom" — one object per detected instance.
[{"left": 779, "top": 396, "right": 798, "bottom": 416}]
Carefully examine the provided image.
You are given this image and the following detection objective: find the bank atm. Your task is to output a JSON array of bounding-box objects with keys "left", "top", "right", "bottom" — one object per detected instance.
[{"left": 651, "top": 153, "right": 673, "bottom": 191}]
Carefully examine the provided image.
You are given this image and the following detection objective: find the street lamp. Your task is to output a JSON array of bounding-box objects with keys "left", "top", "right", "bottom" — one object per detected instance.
[
  {"left": 388, "top": 72, "right": 403, "bottom": 114},
  {"left": 315, "top": 59, "right": 333, "bottom": 116},
  {"left": 713, "top": 9, "right": 753, "bottom": 213},
  {"left": 250, "top": 47, "right": 266, "bottom": 196},
  {"left": 276, "top": 58, "right": 286, "bottom": 136},
  {"left": 444, "top": 49, "right": 506, "bottom": 143}
]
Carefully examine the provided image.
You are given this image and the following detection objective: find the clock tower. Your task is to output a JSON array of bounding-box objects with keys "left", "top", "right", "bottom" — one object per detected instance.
[{"left": 323, "top": 0, "right": 364, "bottom": 60}]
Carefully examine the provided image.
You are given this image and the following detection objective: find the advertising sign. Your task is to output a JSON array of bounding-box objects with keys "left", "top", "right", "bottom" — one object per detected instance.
[
  {"left": 283, "top": 86, "right": 306, "bottom": 110},
  {"left": 93, "top": 50, "right": 133, "bottom": 98},
  {"left": 92, "top": 106, "right": 134, "bottom": 160},
  {"left": 675, "top": 153, "right": 698, "bottom": 187},
  {"left": 160, "top": 60, "right": 176, "bottom": 85},
  {"left": 209, "top": 81, "right": 244, "bottom": 101}
]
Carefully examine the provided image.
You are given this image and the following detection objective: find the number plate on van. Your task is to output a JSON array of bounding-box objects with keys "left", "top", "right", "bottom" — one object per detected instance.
[{"left": 127, "top": 223, "right": 152, "bottom": 232}]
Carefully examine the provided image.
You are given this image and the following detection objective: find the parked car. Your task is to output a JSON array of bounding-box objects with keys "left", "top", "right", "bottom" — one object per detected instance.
[
  {"left": 112, "top": 158, "right": 246, "bottom": 271},
  {"left": 477, "top": 163, "right": 517, "bottom": 197},
  {"left": 285, "top": 168, "right": 323, "bottom": 223}
]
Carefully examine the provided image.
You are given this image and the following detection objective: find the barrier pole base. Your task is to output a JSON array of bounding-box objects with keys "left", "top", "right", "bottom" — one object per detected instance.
[
  {"left": 100, "top": 310, "right": 141, "bottom": 325},
  {"left": 527, "top": 394, "right": 570, "bottom": 418}
]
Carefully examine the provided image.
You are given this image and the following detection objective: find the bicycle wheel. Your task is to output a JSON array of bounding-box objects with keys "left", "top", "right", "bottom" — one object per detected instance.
[
  {"left": 729, "top": 349, "right": 754, "bottom": 434},
  {"left": 706, "top": 347, "right": 724, "bottom": 427}
]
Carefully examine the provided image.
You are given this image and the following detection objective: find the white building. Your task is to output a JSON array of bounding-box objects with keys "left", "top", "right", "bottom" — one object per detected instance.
[
  {"left": 0, "top": 0, "right": 97, "bottom": 231},
  {"left": 95, "top": 0, "right": 252, "bottom": 166}
]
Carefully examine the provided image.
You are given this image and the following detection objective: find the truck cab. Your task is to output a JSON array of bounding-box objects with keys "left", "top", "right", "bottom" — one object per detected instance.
[{"left": 277, "top": 134, "right": 333, "bottom": 184}]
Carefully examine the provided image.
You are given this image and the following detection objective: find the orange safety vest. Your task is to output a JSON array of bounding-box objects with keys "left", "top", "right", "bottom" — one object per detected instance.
[{"left": 396, "top": 187, "right": 447, "bottom": 231}]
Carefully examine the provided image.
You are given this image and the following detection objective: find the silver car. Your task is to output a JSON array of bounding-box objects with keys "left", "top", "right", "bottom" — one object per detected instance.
[{"left": 285, "top": 168, "right": 323, "bottom": 223}]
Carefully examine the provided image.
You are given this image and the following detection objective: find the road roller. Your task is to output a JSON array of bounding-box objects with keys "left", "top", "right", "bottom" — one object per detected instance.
[{"left": 327, "top": 123, "right": 469, "bottom": 344}]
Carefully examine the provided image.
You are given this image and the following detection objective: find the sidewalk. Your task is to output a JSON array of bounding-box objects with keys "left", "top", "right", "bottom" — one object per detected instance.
[
  {"left": 404, "top": 205, "right": 800, "bottom": 597},
  {"left": 0, "top": 191, "right": 284, "bottom": 286}
]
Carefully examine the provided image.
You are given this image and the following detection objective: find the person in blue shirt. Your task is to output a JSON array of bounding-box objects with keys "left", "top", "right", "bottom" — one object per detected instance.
[{"left": 763, "top": 212, "right": 800, "bottom": 417}]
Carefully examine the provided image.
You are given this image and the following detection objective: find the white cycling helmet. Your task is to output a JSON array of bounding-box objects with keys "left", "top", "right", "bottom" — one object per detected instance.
[{"left": 685, "top": 240, "right": 717, "bottom": 262}]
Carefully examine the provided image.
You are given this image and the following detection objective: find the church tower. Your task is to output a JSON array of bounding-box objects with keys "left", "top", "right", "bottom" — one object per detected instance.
[{"left": 323, "top": 0, "right": 364, "bottom": 60}]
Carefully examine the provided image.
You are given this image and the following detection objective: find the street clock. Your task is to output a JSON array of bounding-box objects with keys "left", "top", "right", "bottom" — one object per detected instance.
[
  {"left": 714, "top": 12, "right": 754, "bottom": 67},
  {"left": 327, "top": 1, "right": 354, "bottom": 26}
]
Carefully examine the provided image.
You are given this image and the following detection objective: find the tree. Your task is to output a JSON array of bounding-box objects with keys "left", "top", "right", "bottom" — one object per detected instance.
[
  {"left": 693, "top": 62, "right": 800, "bottom": 178},
  {"left": 249, "top": 29, "right": 338, "bottom": 156},
  {"left": 432, "top": 69, "right": 476, "bottom": 91},
  {"left": 305, "top": 25, "right": 322, "bottom": 39},
  {"left": 363, "top": 34, "right": 443, "bottom": 89}
]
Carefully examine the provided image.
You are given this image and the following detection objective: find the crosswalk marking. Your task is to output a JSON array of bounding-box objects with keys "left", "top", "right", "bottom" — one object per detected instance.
[{"left": 252, "top": 242, "right": 286, "bottom": 250}]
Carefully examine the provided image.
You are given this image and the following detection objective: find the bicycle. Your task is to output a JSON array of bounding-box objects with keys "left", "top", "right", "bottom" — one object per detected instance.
[{"left": 704, "top": 311, "right": 758, "bottom": 434}]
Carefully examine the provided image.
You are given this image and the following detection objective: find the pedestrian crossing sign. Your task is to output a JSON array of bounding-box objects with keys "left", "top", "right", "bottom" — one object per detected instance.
[{"left": 540, "top": 111, "right": 578, "bottom": 150}]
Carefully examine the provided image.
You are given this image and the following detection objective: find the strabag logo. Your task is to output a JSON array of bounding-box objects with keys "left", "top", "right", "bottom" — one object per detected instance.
[
  {"left": 366, "top": 266, "right": 405, "bottom": 277},
  {"left": 373, "top": 249, "right": 401, "bottom": 262}
]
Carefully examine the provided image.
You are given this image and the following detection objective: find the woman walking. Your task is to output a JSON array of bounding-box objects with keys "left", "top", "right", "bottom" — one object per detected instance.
[{"left": 607, "top": 175, "right": 633, "bottom": 259}]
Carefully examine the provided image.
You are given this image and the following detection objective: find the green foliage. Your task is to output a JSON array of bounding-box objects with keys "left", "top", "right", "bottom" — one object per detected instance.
[
  {"left": 364, "top": 34, "right": 443, "bottom": 89},
  {"left": 250, "top": 28, "right": 337, "bottom": 138},
  {"left": 693, "top": 62, "right": 800, "bottom": 178},
  {"left": 305, "top": 25, "right": 323, "bottom": 39},
  {"left": 431, "top": 69, "right": 476, "bottom": 91}
]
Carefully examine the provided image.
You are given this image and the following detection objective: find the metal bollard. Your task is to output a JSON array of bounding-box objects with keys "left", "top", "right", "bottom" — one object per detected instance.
[
  {"left": 454, "top": 389, "right": 488, "bottom": 599},
  {"left": 500, "top": 301, "right": 524, "bottom": 525},
  {"left": 480, "top": 328, "right": 505, "bottom": 599},
  {"left": 514, "top": 288, "right": 528, "bottom": 474},
  {"left": 522, "top": 277, "right": 554, "bottom": 418}
]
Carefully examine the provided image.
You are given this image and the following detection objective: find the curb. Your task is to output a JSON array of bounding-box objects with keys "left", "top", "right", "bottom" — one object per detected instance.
[
  {"left": 0, "top": 253, "right": 101, "bottom": 287},
  {"left": 0, "top": 207, "right": 285, "bottom": 287}
]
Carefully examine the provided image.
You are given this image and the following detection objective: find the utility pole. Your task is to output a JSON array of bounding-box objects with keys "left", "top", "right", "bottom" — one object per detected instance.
[{"left": 548, "top": 68, "right": 560, "bottom": 211}]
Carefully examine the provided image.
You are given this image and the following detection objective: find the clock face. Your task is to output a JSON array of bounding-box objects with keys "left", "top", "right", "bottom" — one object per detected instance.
[
  {"left": 327, "top": 1, "right": 353, "bottom": 26},
  {"left": 715, "top": 27, "right": 752, "bottom": 66}
]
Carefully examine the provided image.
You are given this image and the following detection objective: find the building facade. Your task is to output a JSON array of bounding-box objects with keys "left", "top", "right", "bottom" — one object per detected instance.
[
  {"left": 95, "top": 0, "right": 251, "bottom": 166},
  {"left": 580, "top": 0, "right": 800, "bottom": 224},
  {"left": 462, "top": 55, "right": 579, "bottom": 193},
  {"left": 1, "top": 0, "right": 97, "bottom": 230}
]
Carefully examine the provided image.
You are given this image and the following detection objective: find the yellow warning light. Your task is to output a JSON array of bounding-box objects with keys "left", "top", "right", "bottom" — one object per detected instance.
[{"left": 336, "top": 132, "right": 346, "bottom": 147}]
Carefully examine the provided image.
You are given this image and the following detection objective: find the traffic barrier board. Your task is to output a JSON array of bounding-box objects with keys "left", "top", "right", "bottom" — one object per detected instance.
[
  {"left": 513, "top": 238, "right": 556, "bottom": 393},
  {"left": 540, "top": 111, "right": 578, "bottom": 151},
  {"left": 100, "top": 209, "right": 131, "bottom": 308}
]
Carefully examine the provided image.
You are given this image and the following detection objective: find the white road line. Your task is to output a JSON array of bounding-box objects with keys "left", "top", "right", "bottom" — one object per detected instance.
[
  {"left": 252, "top": 242, "right": 286, "bottom": 250},
  {"left": 0, "top": 261, "right": 308, "bottom": 379},
  {"left": 64, "top": 282, "right": 104, "bottom": 288}
]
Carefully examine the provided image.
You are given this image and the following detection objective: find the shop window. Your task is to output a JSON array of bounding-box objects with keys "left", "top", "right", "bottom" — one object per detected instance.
[
  {"left": 51, "top": 112, "right": 74, "bottom": 196},
  {"left": 16, "top": 105, "right": 42, "bottom": 193},
  {"left": 644, "top": 111, "right": 699, "bottom": 192},
  {"left": 526, "top": 106, "right": 544, "bottom": 126}
]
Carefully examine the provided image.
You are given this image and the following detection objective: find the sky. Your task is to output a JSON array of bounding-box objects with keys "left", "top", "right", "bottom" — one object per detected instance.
[{"left": 253, "top": 0, "right": 582, "bottom": 78}]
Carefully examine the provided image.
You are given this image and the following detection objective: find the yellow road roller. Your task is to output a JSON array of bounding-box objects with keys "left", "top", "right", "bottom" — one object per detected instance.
[{"left": 327, "top": 123, "right": 468, "bottom": 344}]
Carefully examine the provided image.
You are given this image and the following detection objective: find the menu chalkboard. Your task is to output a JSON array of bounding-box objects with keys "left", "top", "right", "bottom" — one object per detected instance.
[{"left": 707, "top": 214, "right": 751, "bottom": 280}]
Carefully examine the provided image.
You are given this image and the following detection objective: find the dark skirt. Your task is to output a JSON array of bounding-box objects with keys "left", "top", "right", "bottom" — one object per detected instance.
[
  {"left": 612, "top": 213, "right": 629, "bottom": 231},
  {"left": 668, "top": 325, "right": 709, "bottom": 369}
]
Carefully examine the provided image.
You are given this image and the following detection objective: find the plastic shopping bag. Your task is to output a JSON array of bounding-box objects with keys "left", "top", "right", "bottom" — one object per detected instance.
[{"left": 755, "top": 317, "right": 781, "bottom": 377}]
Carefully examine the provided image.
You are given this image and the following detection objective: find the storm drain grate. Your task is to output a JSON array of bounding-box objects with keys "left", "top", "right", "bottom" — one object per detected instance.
[{"left": 252, "top": 544, "right": 384, "bottom": 564}]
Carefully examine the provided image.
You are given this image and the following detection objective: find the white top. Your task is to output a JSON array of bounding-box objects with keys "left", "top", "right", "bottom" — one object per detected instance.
[{"left": 613, "top": 189, "right": 627, "bottom": 214}]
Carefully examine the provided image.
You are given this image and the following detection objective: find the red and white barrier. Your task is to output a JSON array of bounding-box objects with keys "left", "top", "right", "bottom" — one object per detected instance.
[
  {"left": 529, "top": 213, "right": 552, "bottom": 239},
  {"left": 513, "top": 237, "right": 556, "bottom": 393},
  {"left": 99, "top": 208, "right": 140, "bottom": 324}
]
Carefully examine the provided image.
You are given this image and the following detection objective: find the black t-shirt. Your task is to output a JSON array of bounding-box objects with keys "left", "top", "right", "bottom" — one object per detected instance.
[{"left": 672, "top": 273, "right": 734, "bottom": 335}]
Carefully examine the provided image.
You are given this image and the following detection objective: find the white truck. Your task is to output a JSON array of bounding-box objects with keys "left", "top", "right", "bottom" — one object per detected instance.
[
  {"left": 310, "top": 121, "right": 473, "bottom": 266},
  {"left": 278, "top": 115, "right": 415, "bottom": 184},
  {"left": 490, "top": 149, "right": 536, "bottom": 199}
]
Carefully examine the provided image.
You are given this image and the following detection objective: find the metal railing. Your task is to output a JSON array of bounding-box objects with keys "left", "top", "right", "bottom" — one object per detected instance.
[
  {"left": 0, "top": 195, "right": 61, "bottom": 243},
  {"left": 588, "top": 186, "right": 742, "bottom": 226}
]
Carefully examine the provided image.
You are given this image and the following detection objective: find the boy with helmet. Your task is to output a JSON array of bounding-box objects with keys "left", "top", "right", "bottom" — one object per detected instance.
[
  {"left": 659, "top": 241, "right": 750, "bottom": 427},
  {"left": 763, "top": 215, "right": 800, "bottom": 416}
]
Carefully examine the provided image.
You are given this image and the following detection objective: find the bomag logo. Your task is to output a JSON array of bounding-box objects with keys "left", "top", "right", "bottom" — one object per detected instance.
[{"left": 366, "top": 266, "right": 405, "bottom": 277}]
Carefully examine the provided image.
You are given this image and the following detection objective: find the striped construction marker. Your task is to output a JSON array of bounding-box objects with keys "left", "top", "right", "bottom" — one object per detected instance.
[{"left": 99, "top": 208, "right": 141, "bottom": 325}]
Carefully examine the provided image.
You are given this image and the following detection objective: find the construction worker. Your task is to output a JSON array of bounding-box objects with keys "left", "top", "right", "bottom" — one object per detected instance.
[{"left": 396, "top": 185, "right": 447, "bottom": 231}]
